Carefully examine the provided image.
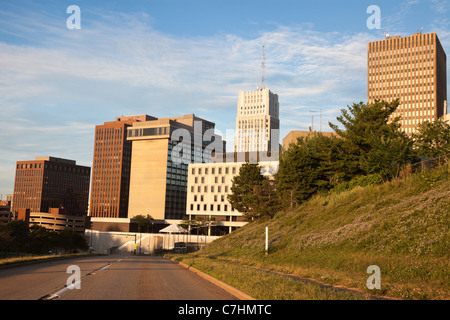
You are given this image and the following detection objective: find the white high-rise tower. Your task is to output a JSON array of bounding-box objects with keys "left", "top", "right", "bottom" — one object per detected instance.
[{"left": 234, "top": 87, "right": 280, "bottom": 153}]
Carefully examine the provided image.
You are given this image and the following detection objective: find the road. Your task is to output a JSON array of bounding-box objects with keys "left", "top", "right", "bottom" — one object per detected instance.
[{"left": 0, "top": 255, "right": 238, "bottom": 300}]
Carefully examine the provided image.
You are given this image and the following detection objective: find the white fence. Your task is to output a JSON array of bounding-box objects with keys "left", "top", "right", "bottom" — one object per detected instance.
[{"left": 85, "top": 229, "right": 221, "bottom": 255}]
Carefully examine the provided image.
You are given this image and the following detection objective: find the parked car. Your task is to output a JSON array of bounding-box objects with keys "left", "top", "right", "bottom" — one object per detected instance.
[{"left": 173, "top": 242, "right": 187, "bottom": 254}]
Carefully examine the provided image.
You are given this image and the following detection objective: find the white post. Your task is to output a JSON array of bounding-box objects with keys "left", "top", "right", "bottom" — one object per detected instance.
[{"left": 265, "top": 226, "right": 268, "bottom": 255}]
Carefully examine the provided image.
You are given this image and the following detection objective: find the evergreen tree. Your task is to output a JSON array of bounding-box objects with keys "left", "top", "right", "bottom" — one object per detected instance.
[
  {"left": 228, "top": 162, "right": 277, "bottom": 220},
  {"left": 277, "top": 132, "right": 354, "bottom": 207},
  {"left": 413, "top": 118, "right": 450, "bottom": 158},
  {"left": 329, "top": 99, "right": 415, "bottom": 176}
]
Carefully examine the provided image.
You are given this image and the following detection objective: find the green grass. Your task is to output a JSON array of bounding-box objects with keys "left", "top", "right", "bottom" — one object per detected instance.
[
  {"left": 0, "top": 253, "right": 96, "bottom": 266},
  {"left": 170, "top": 165, "right": 450, "bottom": 300}
]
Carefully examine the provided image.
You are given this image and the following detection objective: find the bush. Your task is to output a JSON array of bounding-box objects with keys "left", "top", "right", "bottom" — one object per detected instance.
[{"left": 331, "top": 174, "right": 384, "bottom": 193}]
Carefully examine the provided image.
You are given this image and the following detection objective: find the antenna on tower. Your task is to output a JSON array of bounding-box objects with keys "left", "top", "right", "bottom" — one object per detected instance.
[
  {"left": 309, "top": 109, "right": 323, "bottom": 132},
  {"left": 261, "top": 45, "right": 265, "bottom": 89}
]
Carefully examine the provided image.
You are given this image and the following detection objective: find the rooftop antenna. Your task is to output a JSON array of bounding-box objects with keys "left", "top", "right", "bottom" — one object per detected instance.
[
  {"left": 309, "top": 109, "right": 323, "bottom": 132},
  {"left": 261, "top": 45, "right": 265, "bottom": 89},
  {"left": 309, "top": 110, "right": 316, "bottom": 131},
  {"left": 320, "top": 108, "right": 323, "bottom": 132}
]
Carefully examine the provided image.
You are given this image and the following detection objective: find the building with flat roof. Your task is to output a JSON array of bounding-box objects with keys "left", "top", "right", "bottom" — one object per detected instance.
[
  {"left": 234, "top": 88, "right": 280, "bottom": 153},
  {"left": 282, "top": 130, "right": 337, "bottom": 150},
  {"left": 89, "top": 115, "right": 155, "bottom": 219},
  {"left": 186, "top": 159, "right": 279, "bottom": 235},
  {"left": 126, "top": 114, "right": 224, "bottom": 223},
  {"left": 12, "top": 156, "right": 90, "bottom": 217},
  {"left": 17, "top": 208, "right": 90, "bottom": 234},
  {"left": 368, "top": 32, "right": 447, "bottom": 134}
]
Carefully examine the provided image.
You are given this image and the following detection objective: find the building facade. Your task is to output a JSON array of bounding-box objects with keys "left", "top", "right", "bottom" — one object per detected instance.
[
  {"left": 234, "top": 88, "right": 280, "bottom": 153},
  {"left": 368, "top": 32, "right": 447, "bottom": 134},
  {"left": 282, "top": 131, "right": 337, "bottom": 150},
  {"left": 17, "top": 208, "right": 90, "bottom": 234},
  {"left": 126, "top": 114, "right": 224, "bottom": 222},
  {"left": 12, "top": 156, "right": 90, "bottom": 217},
  {"left": 186, "top": 159, "right": 279, "bottom": 235},
  {"left": 89, "top": 115, "right": 156, "bottom": 219}
]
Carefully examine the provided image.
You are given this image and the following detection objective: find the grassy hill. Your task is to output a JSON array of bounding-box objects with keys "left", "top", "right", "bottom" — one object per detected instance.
[{"left": 172, "top": 165, "right": 449, "bottom": 300}]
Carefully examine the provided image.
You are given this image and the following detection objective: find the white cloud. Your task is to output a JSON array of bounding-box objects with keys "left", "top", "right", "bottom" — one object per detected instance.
[{"left": 0, "top": 9, "right": 378, "bottom": 195}]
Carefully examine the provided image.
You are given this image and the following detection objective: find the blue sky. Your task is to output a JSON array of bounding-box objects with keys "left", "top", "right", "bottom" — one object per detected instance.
[{"left": 0, "top": 0, "right": 449, "bottom": 197}]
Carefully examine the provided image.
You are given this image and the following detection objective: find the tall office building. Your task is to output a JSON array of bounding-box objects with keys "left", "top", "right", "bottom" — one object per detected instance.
[
  {"left": 89, "top": 115, "right": 155, "bottom": 219},
  {"left": 234, "top": 88, "right": 280, "bottom": 152},
  {"left": 368, "top": 32, "right": 447, "bottom": 134},
  {"left": 126, "top": 114, "right": 224, "bottom": 222},
  {"left": 12, "top": 156, "right": 90, "bottom": 217}
]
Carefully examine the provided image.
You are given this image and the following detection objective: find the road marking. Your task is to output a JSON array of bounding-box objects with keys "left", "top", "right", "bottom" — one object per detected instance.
[{"left": 41, "top": 259, "right": 121, "bottom": 300}]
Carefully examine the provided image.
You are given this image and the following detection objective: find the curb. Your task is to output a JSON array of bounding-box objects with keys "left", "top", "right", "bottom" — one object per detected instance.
[{"left": 168, "top": 258, "right": 256, "bottom": 300}]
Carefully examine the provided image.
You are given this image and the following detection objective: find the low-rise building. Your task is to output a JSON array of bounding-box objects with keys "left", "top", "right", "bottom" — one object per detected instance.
[
  {"left": 17, "top": 208, "right": 90, "bottom": 234},
  {"left": 186, "top": 157, "right": 279, "bottom": 235}
]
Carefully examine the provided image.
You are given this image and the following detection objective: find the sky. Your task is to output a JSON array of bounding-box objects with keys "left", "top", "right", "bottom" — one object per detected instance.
[{"left": 0, "top": 0, "right": 449, "bottom": 198}]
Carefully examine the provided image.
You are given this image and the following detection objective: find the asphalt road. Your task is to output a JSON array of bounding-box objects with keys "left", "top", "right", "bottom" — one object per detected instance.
[{"left": 0, "top": 255, "right": 238, "bottom": 300}]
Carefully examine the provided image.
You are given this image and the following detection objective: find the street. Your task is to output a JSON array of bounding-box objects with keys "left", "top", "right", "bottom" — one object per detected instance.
[{"left": 0, "top": 255, "right": 238, "bottom": 300}]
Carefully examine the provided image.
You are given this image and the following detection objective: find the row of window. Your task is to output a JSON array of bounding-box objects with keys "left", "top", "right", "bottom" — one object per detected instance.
[
  {"left": 191, "top": 166, "right": 237, "bottom": 175},
  {"left": 191, "top": 185, "right": 230, "bottom": 194},
  {"left": 189, "top": 203, "right": 234, "bottom": 212}
]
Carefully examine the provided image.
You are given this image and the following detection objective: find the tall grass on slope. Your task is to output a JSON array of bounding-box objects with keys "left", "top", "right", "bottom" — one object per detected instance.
[{"left": 177, "top": 166, "right": 449, "bottom": 300}]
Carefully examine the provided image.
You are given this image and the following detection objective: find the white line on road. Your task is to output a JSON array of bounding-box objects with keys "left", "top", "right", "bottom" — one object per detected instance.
[{"left": 41, "top": 260, "right": 121, "bottom": 300}]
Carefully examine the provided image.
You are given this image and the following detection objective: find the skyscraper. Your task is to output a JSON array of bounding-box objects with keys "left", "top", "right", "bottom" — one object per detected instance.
[
  {"left": 12, "top": 156, "right": 90, "bottom": 217},
  {"left": 234, "top": 88, "right": 280, "bottom": 153},
  {"left": 89, "top": 115, "right": 156, "bottom": 219},
  {"left": 368, "top": 32, "right": 447, "bottom": 134}
]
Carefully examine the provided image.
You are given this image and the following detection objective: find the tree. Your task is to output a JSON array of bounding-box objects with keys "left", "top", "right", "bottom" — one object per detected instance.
[
  {"left": 329, "top": 99, "right": 402, "bottom": 154},
  {"left": 329, "top": 99, "right": 416, "bottom": 177},
  {"left": 227, "top": 162, "right": 278, "bottom": 220},
  {"left": 56, "top": 229, "right": 88, "bottom": 253},
  {"left": 277, "top": 132, "right": 355, "bottom": 207},
  {"left": 413, "top": 118, "right": 450, "bottom": 158},
  {"left": 133, "top": 214, "right": 154, "bottom": 233},
  {"left": 249, "top": 179, "right": 282, "bottom": 219},
  {"left": 227, "top": 162, "right": 265, "bottom": 219},
  {"left": 363, "top": 130, "right": 417, "bottom": 180}
]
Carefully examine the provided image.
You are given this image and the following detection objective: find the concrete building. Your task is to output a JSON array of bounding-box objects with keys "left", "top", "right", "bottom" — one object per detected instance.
[
  {"left": 282, "top": 131, "right": 337, "bottom": 150},
  {"left": 12, "top": 156, "right": 90, "bottom": 217},
  {"left": 0, "top": 200, "right": 11, "bottom": 226},
  {"left": 127, "top": 114, "right": 224, "bottom": 220},
  {"left": 368, "top": 32, "right": 447, "bottom": 134},
  {"left": 17, "top": 208, "right": 90, "bottom": 234},
  {"left": 186, "top": 158, "right": 279, "bottom": 235},
  {"left": 234, "top": 88, "right": 280, "bottom": 153},
  {"left": 91, "top": 114, "right": 225, "bottom": 232},
  {"left": 89, "top": 115, "right": 155, "bottom": 219}
]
